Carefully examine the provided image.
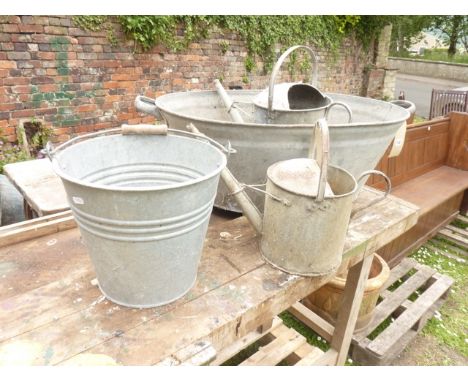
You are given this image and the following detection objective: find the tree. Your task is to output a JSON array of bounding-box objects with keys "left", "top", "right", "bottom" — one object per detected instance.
[
  {"left": 431, "top": 15, "right": 468, "bottom": 56},
  {"left": 389, "top": 16, "right": 434, "bottom": 53}
]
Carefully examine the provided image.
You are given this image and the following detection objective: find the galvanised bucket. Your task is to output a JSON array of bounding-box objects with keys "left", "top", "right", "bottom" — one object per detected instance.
[{"left": 48, "top": 125, "right": 227, "bottom": 308}]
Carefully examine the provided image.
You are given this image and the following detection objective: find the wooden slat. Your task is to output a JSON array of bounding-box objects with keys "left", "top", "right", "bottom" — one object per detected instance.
[
  {"left": 430, "top": 238, "right": 468, "bottom": 258},
  {"left": 457, "top": 214, "right": 468, "bottom": 224},
  {"left": 446, "top": 224, "right": 468, "bottom": 239},
  {"left": 4, "top": 159, "right": 68, "bottom": 217},
  {"left": 312, "top": 349, "right": 338, "bottom": 366},
  {"left": 288, "top": 302, "right": 334, "bottom": 342},
  {"left": 382, "top": 258, "right": 418, "bottom": 290},
  {"left": 439, "top": 228, "right": 468, "bottom": 247},
  {"left": 210, "top": 318, "right": 282, "bottom": 366},
  {"left": 367, "top": 274, "right": 453, "bottom": 356},
  {"left": 294, "top": 346, "right": 325, "bottom": 366},
  {"left": 330, "top": 254, "right": 374, "bottom": 365},
  {"left": 240, "top": 325, "right": 306, "bottom": 366},
  {"left": 424, "top": 243, "right": 467, "bottom": 262},
  {"left": 0, "top": 212, "right": 76, "bottom": 248},
  {"left": 446, "top": 112, "right": 468, "bottom": 170},
  {"left": 360, "top": 266, "right": 436, "bottom": 338}
]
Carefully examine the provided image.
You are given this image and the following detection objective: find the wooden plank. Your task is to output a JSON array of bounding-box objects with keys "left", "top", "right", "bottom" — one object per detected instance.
[
  {"left": 210, "top": 318, "right": 282, "bottom": 365},
  {"left": 390, "top": 166, "right": 468, "bottom": 216},
  {"left": 240, "top": 325, "right": 306, "bottom": 366},
  {"left": 288, "top": 302, "right": 334, "bottom": 342},
  {"left": 439, "top": 228, "right": 468, "bottom": 247},
  {"left": 0, "top": 213, "right": 76, "bottom": 248},
  {"left": 382, "top": 258, "right": 418, "bottom": 290},
  {"left": 0, "top": 188, "right": 418, "bottom": 366},
  {"left": 0, "top": 217, "right": 263, "bottom": 349},
  {"left": 446, "top": 112, "right": 468, "bottom": 170},
  {"left": 330, "top": 254, "right": 374, "bottom": 365},
  {"left": 0, "top": 211, "right": 72, "bottom": 234},
  {"left": 457, "top": 214, "right": 468, "bottom": 224},
  {"left": 312, "top": 349, "right": 338, "bottom": 366},
  {"left": 4, "top": 158, "right": 69, "bottom": 216},
  {"left": 424, "top": 243, "right": 467, "bottom": 262},
  {"left": 446, "top": 224, "right": 468, "bottom": 239},
  {"left": 0, "top": 229, "right": 90, "bottom": 300},
  {"left": 294, "top": 346, "right": 325, "bottom": 366},
  {"left": 360, "top": 265, "right": 436, "bottom": 339},
  {"left": 430, "top": 238, "right": 468, "bottom": 258},
  {"left": 367, "top": 274, "right": 453, "bottom": 356}
]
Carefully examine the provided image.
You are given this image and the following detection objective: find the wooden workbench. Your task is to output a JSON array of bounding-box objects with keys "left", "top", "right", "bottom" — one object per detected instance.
[
  {"left": 0, "top": 188, "right": 419, "bottom": 366},
  {"left": 3, "top": 158, "right": 68, "bottom": 218}
]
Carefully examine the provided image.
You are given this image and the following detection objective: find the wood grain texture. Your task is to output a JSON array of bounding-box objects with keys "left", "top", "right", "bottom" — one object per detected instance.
[
  {"left": 3, "top": 158, "right": 69, "bottom": 216},
  {"left": 446, "top": 112, "right": 468, "bottom": 170},
  {"left": 0, "top": 188, "right": 419, "bottom": 366}
]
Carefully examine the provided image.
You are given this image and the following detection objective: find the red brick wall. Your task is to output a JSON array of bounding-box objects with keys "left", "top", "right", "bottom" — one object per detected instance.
[{"left": 0, "top": 16, "right": 373, "bottom": 143}]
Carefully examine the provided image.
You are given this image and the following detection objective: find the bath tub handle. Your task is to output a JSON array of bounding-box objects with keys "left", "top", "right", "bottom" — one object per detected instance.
[{"left": 325, "top": 101, "right": 353, "bottom": 123}]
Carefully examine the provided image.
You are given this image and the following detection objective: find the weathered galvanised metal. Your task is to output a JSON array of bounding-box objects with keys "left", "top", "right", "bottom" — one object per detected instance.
[
  {"left": 135, "top": 90, "right": 408, "bottom": 212},
  {"left": 48, "top": 125, "right": 226, "bottom": 308},
  {"left": 190, "top": 120, "right": 389, "bottom": 276}
]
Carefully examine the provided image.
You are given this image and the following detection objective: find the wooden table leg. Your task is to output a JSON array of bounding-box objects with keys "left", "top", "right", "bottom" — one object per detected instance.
[{"left": 330, "top": 254, "right": 374, "bottom": 365}]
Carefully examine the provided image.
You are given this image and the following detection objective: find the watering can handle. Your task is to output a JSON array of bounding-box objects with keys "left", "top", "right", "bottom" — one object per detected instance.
[
  {"left": 351, "top": 170, "right": 392, "bottom": 216},
  {"left": 268, "top": 45, "right": 318, "bottom": 113},
  {"left": 325, "top": 102, "right": 353, "bottom": 123},
  {"left": 310, "top": 118, "right": 330, "bottom": 203},
  {"left": 134, "top": 95, "right": 162, "bottom": 119}
]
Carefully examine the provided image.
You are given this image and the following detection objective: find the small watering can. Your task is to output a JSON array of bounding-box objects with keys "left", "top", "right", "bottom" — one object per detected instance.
[
  {"left": 188, "top": 119, "right": 390, "bottom": 276},
  {"left": 253, "top": 45, "right": 352, "bottom": 125}
]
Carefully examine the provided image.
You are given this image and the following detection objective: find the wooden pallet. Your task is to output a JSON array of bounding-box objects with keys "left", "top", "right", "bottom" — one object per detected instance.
[
  {"left": 211, "top": 318, "right": 326, "bottom": 366},
  {"left": 437, "top": 216, "right": 468, "bottom": 249},
  {"left": 350, "top": 258, "right": 453, "bottom": 366},
  {"left": 157, "top": 317, "right": 328, "bottom": 366}
]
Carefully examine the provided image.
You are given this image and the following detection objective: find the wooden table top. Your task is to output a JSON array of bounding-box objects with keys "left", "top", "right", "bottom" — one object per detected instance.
[
  {"left": 0, "top": 187, "right": 419, "bottom": 366},
  {"left": 4, "top": 158, "right": 68, "bottom": 217}
]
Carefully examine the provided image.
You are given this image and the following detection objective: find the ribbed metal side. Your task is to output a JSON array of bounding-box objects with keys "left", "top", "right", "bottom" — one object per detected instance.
[
  {"left": 81, "top": 162, "right": 204, "bottom": 187},
  {"left": 71, "top": 197, "right": 214, "bottom": 242},
  {"left": 52, "top": 132, "right": 226, "bottom": 308}
]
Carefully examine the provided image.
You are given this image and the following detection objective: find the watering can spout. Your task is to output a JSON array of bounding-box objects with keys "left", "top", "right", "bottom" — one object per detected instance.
[{"left": 186, "top": 123, "right": 263, "bottom": 234}]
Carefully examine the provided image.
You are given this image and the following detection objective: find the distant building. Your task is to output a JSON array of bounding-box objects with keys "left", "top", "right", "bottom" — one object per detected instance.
[{"left": 409, "top": 31, "right": 447, "bottom": 55}]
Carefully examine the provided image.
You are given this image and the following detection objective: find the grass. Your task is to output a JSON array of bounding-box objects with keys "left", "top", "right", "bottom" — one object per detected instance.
[
  {"left": 409, "top": 240, "right": 467, "bottom": 359},
  {"left": 222, "top": 224, "right": 467, "bottom": 366},
  {"left": 412, "top": 115, "right": 427, "bottom": 124},
  {"left": 392, "top": 49, "right": 468, "bottom": 65}
]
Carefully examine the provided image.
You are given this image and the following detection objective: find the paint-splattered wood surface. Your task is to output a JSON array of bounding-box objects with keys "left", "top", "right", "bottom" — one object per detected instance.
[
  {"left": 0, "top": 187, "right": 419, "bottom": 365},
  {"left": 4, "top": 158, "right": 68, "bottom": 216}
]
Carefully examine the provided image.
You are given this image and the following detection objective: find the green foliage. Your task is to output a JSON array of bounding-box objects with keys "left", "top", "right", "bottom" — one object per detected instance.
[
  {"left": 393, "top": 48, "right": 468, "bottom": 64},
  {"left": 219, "top": 40, "right": 229, "bottom": 54},
  {"left": 73, "top": 16, "right": 108, "bottom": 32},
  {"left": 430, "top": 16, "right": 468, "bottom": 56},
  {"left": 390, "top": 16, "right": 434, "bottom": 53},
  {"left": 72, "top": 15, "right": 392, "bottom": 74},
  {"left": 0, "top": 133, "right": 30, "bottom": 174}
]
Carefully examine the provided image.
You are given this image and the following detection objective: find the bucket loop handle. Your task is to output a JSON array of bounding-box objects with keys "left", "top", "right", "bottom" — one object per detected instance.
[
  {"left": 325, "top": 101, "right": 353, "bottom": 123},
  {"left": 351, "top": 170, "right": 392, "bottom": 217},
  {"left": 268, "top": 45, "right": 318, "bottom": 114},
  {"left": 309, "top": 118, "right": 330, "bottom": 202},
  {"left": 46, "top": 124, "right": 234, "bottom": 160}
]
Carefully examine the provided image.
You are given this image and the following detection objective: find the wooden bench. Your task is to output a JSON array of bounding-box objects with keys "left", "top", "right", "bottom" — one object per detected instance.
[{"left": 368, "top": 112, "right": 468, "bottom": 267}]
